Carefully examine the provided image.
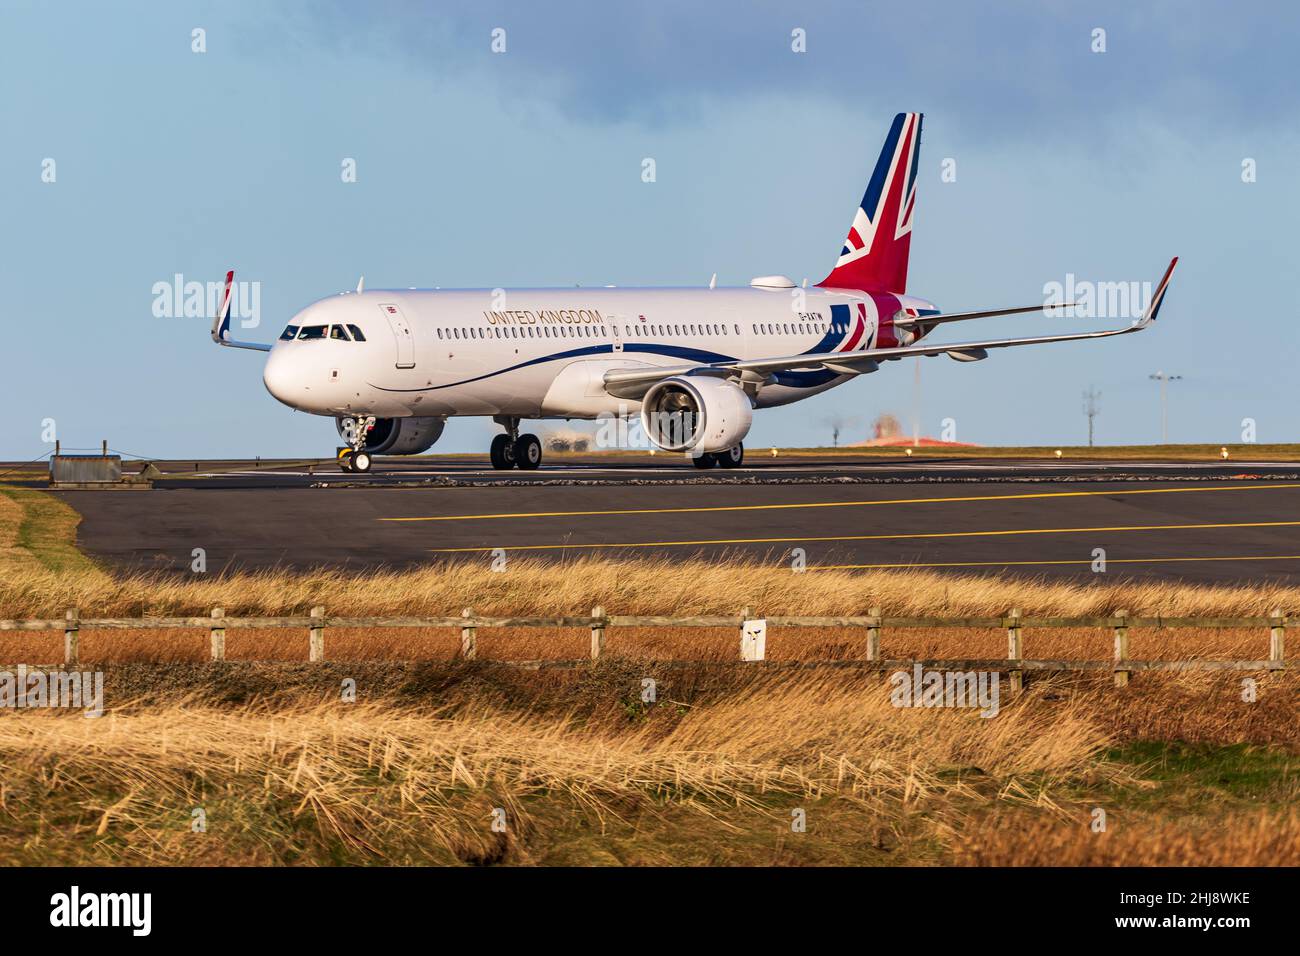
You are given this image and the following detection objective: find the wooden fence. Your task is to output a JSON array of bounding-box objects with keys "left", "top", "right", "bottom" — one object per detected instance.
[{"left": 0, "top": 606, "right": 1288, "bottom": 688}]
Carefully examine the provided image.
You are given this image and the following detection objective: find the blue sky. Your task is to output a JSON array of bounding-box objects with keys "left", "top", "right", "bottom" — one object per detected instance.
[{"left": 2, "top": 1, "right": 1296, "bottom": 459}]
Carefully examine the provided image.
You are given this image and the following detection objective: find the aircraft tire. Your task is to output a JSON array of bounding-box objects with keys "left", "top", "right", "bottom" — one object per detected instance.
[
  {"left": 514, "top": 434, "right": 542, "bottom": 470},
  {"left": 490, "top": 434, "right": 516, "bottom": 470},
  {"left": 716, "top": 444, "right": 744, "bottom": 468}
]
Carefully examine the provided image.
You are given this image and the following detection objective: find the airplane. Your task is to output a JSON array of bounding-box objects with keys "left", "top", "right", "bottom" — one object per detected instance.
[{"left": 211, "top": 112, "right": 1177, "bottom": 473}]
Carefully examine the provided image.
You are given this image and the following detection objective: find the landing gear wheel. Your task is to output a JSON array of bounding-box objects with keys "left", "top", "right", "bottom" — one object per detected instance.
[
  {"left": 716, "top": 444, "right": 744, "bottom": 468},
  {"left": 692, "top": 452, "right": 717, "bottom": 469},
  {"left": 338, "top": 416, "right": 377, "bottom": 475},
  {"left": 490, "top": 434, "right": 516, "bottom": 470},
  {"left": 514, "top": 433, "right": 542, "bottom": 470}
]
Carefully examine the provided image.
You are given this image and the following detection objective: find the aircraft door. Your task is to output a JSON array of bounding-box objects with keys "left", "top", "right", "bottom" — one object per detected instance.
[{"left": 379, "top": 303, "right": 416, "bottom": 369}]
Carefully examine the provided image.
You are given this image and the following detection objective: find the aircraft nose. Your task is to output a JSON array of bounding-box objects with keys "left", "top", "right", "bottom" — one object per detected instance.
[{"left": 262, "top": 349, "right": 304, "bottom": 408}]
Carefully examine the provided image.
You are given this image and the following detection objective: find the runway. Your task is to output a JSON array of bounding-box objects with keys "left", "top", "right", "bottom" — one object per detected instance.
[
  {"left": 44, "top": 452, "right": 1300, "bottom": 488},
  {"left": 44, "top": 455, "right": 1300, "bottom": 582}
]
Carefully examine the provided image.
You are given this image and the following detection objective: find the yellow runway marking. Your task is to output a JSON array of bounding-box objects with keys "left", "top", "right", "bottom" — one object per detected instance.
[
  {"left": 383, "top": 482, "right": 1300, "bottom": 523},
  {"left": 427, "top": 519, "right": 1300, "bottom": 553},
  {"left": 812, "top": 554, "right": 1300, "bottom": 570}
]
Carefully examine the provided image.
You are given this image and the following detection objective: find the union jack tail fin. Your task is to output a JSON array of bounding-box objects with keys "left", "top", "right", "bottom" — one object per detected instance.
[{"left": 817, "top": 112, "right": 922, "bottom": 293}]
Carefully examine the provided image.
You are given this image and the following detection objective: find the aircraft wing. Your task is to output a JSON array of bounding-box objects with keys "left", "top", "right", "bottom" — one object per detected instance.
[
  {"left": 210, "top": 270, "right": 272, "bottom": 352},
  {"left": 604, "top": 258, "right": 1177, "bottom": 399}
]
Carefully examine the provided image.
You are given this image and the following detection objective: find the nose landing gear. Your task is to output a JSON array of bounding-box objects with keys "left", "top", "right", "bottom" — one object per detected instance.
[
  {"left": 338, "top": 415, "right": 376, "bottom": 473},
  {"left": 490, "top": 416, "right": 543, "bottom": 470},
  {"left": 339, "top": 448, "right": 372, "bottom": 473}
]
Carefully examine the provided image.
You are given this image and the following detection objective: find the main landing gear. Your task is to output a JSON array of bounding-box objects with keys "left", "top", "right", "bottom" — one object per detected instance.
[
  {"left": 692, "top": 443, "right": 744, "bottom": 469},
  {"left": 490, "top": 416, "right": 542, "bottom": 471},
  {"left": 338, "top": 415, "right": 376, "bottom": 473}
]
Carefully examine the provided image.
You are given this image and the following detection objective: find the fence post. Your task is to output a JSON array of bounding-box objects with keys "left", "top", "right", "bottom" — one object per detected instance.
[
  {"left": 1269, "top": 608, "right": 1286, "bottom": 671},
  {"left": 64, "top": 608, "right": 79, "bottom": 666},
  {"left": 590, "top": 605, "right": 605, "bottom": 661},
  {"left": 309, "top": 606, "right": 325, "bottom": 662},
  {"left": 739, "top": 609, "right": 767, "bottom": 662},
  {"left": 738, "top": 606, "right": 752, "bottom": 661},
  {"left": 1006, "top": 607, "right": 1023, "bottom": 692},
  {"left": 1112, "top": 609, "right": 1130, "bottom": 688},
  {"left": 867, "top": 606, "right": 881, "bottom": 663},
  {"left": 210, "top": 607, "right": 226, "bottom": 661},
  {"left": 461, "top": 607, "right": 477, "bottom": 660}
]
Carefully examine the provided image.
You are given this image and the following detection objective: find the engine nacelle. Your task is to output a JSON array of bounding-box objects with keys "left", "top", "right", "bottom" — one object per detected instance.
[
  {"left": 641, "top": 376, "right": 753, "bottom": 453},
  {"left": 336, "top": 416, "right": 445, "bottom": 455}
]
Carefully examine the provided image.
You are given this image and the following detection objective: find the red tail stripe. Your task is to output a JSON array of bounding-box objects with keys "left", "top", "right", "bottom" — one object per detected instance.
[{"left": 219, "top": 270, "right": 234, "bottom": 319}]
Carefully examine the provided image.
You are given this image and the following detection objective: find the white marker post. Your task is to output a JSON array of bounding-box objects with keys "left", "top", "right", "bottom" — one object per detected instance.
[{"left": 741, "top": 616, "right": 767, "bottom": 662}]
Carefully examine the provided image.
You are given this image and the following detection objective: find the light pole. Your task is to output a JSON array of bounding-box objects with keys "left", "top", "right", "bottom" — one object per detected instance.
[
  {"left": 1082, "top": 386, "right": 1101, "bottom": 447},
  {"left": 1148, "top": 371, "right": 1182, "bottom": 444}
]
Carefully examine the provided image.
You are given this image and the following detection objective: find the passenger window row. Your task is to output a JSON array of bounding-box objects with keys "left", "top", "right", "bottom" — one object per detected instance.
[
  {"left": 632, "top": 323, "right": 739, "bottom": 337},
  {"left": 439, "top": 325, "right": 609, "bottom": 340},
  {"left": 751, "top": 322, "right": 839, "bottom": 335},
  {"left": 437, "top": 323, "right": 743, "bottom": 341}
]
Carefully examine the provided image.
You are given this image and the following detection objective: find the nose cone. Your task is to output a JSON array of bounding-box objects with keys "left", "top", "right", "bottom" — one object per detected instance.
[{"left": 262, "top": 348, "right": 305, "bottom": 409}]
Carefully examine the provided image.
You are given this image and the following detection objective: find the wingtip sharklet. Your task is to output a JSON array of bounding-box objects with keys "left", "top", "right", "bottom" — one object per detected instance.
[
  {"left": 210, "top": 269, "right": 235, "bottom": 343},
  {"left": 208, "top": 269, "right": 269, "bottom": 350},
  {"left": 1139, "top": 257, "right": 1179, "bottom": 327}
]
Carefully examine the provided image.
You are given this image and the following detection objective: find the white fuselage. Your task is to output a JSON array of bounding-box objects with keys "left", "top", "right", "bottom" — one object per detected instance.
[{"left": 261, "top": 285, "right": 936, "bottom": 421}]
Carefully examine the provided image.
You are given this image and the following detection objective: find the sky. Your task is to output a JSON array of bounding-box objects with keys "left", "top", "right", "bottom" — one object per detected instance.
[{"left": 2, "top": 0, "right": 1297, "bottom": 460}]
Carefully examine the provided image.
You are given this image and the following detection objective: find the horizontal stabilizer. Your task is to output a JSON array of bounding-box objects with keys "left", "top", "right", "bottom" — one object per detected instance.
[{"left": 893, "top": 301, "right": 1078, "bottom": 327}]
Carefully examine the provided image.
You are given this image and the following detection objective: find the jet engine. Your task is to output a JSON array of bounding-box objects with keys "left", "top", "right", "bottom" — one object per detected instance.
[
  {"left": 335, "top": 416, "right": 445, "bottom": 455},
  {"left": 640, "top": 376, "right": 753, "bottom": 453}
]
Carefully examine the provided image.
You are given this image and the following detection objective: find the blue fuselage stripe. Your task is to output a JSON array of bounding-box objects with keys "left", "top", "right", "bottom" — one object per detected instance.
[{"left": 368, "top": 340, "right": 847, "bottom": 394}]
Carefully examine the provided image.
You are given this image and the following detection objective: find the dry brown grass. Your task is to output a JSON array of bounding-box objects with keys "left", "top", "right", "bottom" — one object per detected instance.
[
  {"left": 3, "top": 555, "right": 1297, "bottom": 620},
  {"left": 953, "top": 810, "right": 1300, "bottom": 866},
  {"left": 4, "top": 664, "right": 1292, "bottom": 865},
  {"left": 2, "top": 496, "right": 1295, "bottom": 866},
  {"left": 2, "top": 558, "right": 1290, "bottom": 706},
  {"left": 0, "top": 658, "right": 1294, "bottom": 864},
  {"left": 0, "top": 624, "right": 1286, "bottom": 669},
  {"left": 0, "top": 672, "right": 1115, "bottom": 865}
]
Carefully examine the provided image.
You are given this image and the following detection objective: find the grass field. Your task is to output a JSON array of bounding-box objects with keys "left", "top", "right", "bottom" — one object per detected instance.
[
  {"left": 1, "top": 665, "right": 1295, "bottom": 866},
  {"left": 0, "top": 485, "right": 1297, "bottom": 866},
  {"left": 0, "top": 485, "right": 103, "bottom": 576}
]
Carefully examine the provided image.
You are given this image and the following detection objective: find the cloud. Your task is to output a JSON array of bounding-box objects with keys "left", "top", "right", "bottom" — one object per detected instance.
[{"left": 270, "top": 0, "right": 1300, "bottom": 138}]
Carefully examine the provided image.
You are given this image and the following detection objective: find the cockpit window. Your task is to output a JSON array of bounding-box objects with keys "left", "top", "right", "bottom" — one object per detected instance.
[
  {"left": 280, "top": 325, "right": 299, "bottom": 341},
  {"left": 347, "top": 324, "right": 366, "bottom": 341},
  {"left": 329, "top": 325, "right": 351, "bottom": 340},
  {"left": 297, "top": 325, "right": 328, "bottom": 340}
]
